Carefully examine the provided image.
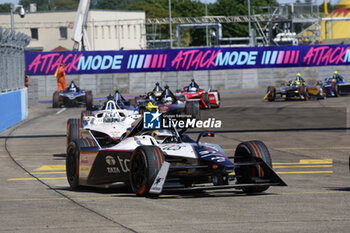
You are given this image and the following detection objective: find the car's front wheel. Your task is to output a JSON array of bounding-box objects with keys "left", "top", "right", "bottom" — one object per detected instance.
[
  {"left": 67, "top": 119, "right": 81, "bottom": 146},
  {"left": 85, "top": 91, "right": 93, "bottom": 110},
  {"left": 52, "top": 91, "right": 60, "bottom": 108},
  {"left": 266, "top": 86, "right": 276, "bottom": 102},
  {"left": 66, "top": 140, "right": 80, "bottom": 189},
  {"left": 129, "top": 146, "right": 165, "bottom": 197},
  {"left": 234, "top": 140, "right": 272, "bottom": 193}
]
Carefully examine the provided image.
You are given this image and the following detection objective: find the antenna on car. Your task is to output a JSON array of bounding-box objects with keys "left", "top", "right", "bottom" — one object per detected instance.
[{"left": 170, "top": 120, "right": 182, "bottom": 143}]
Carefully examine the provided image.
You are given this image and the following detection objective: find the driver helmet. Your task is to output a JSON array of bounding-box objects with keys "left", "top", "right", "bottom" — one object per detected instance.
[
  {"left": 296, "top": 73, "right": 301, "bottom": 81},
  {"left": 105, "top": 112, "right": 120, "bottom": 122},
  {"left": 294, "top": 80, "right": 301, "bottom": 86},
  {"left": 165, "top": 96, "right": 173, "bottom": 104},
  {"left": 69, "top": 86, "right": 76, "bottom": 92},
  {"left": 152, "top": 130, "right": 173, "bottom": 143},
  {"left": 334, "top": 71, "right": 338, "bottom": 75},
  {"left": 190, "top": 87, "right": 197, "bottom": 92}
]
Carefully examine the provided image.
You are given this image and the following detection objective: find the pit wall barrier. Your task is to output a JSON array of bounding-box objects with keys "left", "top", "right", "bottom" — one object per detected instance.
[
  {"left": 0, "top": 89, "right": 28, "bottom": 132},
  {"left": 25, "top": 45, "right": 350, "bottom": 96}
]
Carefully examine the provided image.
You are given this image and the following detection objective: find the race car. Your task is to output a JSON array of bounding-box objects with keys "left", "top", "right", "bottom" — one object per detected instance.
[
  {"left": 82, "top": 91, "right": 139, "bottom": 120},
  {"left": 66, "top": 116, "right": 287, "bottom": 197},
  {"left": 176, "top": 79, "right": 220, "bottom": 108},
  {"left": 321, "top": 76, "right": 350, "bottom": 97},
  {"left": 265, "top": 80, "right": 325, "bottom": 101},
  {"left": 53, "top": 81, "right": 93, "bottom": 109},
  {"left": 90, "top": 90, "right": 138, "bottom": 112},
  {"left": 68, "top": 100, "right": 140, "bottom": 147},
  {"left": 136, "top": 84, "right": 200, "bottom": 119}
]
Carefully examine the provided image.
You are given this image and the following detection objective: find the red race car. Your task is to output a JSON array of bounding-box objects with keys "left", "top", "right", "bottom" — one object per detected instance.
[{"left": 176, "top": 79, "right": 220, "bottom": 109}]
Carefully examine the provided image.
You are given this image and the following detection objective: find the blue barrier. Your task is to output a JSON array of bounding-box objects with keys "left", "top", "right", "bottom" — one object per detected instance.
[{"left": 0, "top": 89, "right": 27, "bottom": 132}]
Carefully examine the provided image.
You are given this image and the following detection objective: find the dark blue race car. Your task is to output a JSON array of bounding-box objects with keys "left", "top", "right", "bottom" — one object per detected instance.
[
  {"left": 135, "top": 84, "right": 200, "bottom": 119},
  {"left": 52, "top": 81, "right": 93, "bottom": 109},
  {"left": 322, "top": 76, "right": 350, "bottom": 97}
]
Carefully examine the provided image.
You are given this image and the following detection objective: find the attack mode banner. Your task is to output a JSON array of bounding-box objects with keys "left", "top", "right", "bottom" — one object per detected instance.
[{"left": 25, "top": 45, "right": 350, "bottom": 76}]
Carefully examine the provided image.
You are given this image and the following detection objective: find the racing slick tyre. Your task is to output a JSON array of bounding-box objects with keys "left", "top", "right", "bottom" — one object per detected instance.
[
  {"left": 80, "top": 110, "right": 93, "bottom": 121},
  {"left": 234, "top": 140, "right": 272, "bottom": 193},
  {"left": 266, "top": 86, "right": 276, "bottom": 102},
  {"left": 67, "top": 119, "right": 82, "bottom": 146},
  {"left": 299, "top": 86, "right": 309, "bottom": 101},
  {"left": 204, "top": 93, "right": 211, "bottom": 109},
  {"left": 130, "top": 146, "right": 165, "bottom": 197},
  {"left": 85, "top": 91, "right": 93, "bottom": 110},
  {"left": 331, "top": 83, "right": 340, "bottom": 97},
  {"left": 185, "top": 101, "right": 200, "bottom": 119},
  {"left": 52, "top": 91, "right": 60, "bottom": 108},
  {"left": 66, "top": 140, "right": 81, "bottom": 190},
  {"left": 139, "top": 106, "right": 145, "bottom": 116}
]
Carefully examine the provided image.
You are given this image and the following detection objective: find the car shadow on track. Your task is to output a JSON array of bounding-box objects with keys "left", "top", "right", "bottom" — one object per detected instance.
[
  {"left": 325, "top": 187, "right": 350, "bottom": 192},
  {"left": 54, "top": 184, "right": 135, "bottom": 196},
  {"left": 53, "top": 186, "right": 280, "bottom": 199},
  {"left": 157, "top": 190, "right": 279, "bottom": 199},
  {"left": 53, "top": 153, "right": 66, "bottom": 160}
]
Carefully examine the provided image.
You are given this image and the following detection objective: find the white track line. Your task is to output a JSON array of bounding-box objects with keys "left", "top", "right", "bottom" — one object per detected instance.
[{"left": 56, "top": 108, "right": 66, "bottom": 115}]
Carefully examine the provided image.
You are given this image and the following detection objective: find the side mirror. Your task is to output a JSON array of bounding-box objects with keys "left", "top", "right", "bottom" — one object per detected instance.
[
  {"left": 196, "top": 132, "right": 215, "bottom": 144},
  {"left": 202, "top": 132, "right": 215, "bottom": 137}
]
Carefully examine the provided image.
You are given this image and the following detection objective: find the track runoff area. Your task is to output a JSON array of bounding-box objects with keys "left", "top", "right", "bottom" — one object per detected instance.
[{"left": 1, "top": 89, "right": 350, "bottom": 232}]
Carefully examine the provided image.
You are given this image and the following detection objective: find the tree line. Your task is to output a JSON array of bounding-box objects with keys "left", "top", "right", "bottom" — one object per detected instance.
[{"left": 0, "top": 0, "right": 335, "bottom": 47}]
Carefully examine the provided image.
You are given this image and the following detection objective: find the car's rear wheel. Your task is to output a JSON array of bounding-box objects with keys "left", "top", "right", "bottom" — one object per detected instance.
[
  {"left": 85, "top": 91, "right": 93, "bottom": 110},
  {"left": 298, "top": 86, "right": 309, "bottom": 101},
  {"left": 185, "top": 101, "right": 200, "bottom": 119},
  {"left": 66, "top": 140, "right": 80, "bottom": 189},
  {"left": 266, "top": 86, "right": 276, "bottom": 102},
  {"left": 204, "top": 93, "right": 211, "bottom": 109},
  {"left": 52, "top": 91, "right": 60, "bottom": 108},
  {"left": 331, "top": 83, "right": 340, "bottom": 97},
  {"left": 234, "top": 140, "right": 272, "bottom": 193},
  {"left": 81, "top": 110, "right": 92, "bottom": 121},
  {"left": 129, "top": 146, "right": 165, "bottom": 197},
  {"left": 67, "top": 119, "right": 82, "bottom": 146}
]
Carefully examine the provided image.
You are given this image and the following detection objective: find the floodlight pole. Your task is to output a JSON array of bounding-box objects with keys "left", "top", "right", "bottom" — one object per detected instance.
[
  {"left": 205, "top": 0, "right": 208, "bottom": 47},
  {"left": 248, "top": 0, "right": 252, "bottom": 45},
  {"left": 169, "top": 0, "right": 173, "bottom": 48}
]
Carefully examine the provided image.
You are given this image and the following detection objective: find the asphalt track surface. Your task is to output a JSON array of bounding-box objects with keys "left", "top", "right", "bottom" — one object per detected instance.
[{"left": 1, "top": 90, "right": 350, "bottom": 233}]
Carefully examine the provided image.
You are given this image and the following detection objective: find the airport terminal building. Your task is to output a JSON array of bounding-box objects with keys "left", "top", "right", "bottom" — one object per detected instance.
[{"left": 0, "top": 10, "right": 146, "bottom": 51}]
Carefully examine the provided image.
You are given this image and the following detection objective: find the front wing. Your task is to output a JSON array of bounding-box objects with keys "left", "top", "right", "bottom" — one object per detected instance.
[{"left": 152, "top": 156, "right": 287, "bottom": 193}]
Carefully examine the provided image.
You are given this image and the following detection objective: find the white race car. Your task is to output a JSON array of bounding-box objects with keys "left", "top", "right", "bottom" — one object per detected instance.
[
  {"left": 66, "top": 116, "right": 286, "bottom": 197},
  {"left": 67, "top": 100, "right": 140, "bottom": 146}
]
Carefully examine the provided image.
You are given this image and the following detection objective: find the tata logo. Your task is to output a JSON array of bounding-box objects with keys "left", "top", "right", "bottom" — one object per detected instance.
[
  {"left": 105, "top": 156, "right": 116, "bottom": 166},
  {"left": 144, "top": 110, "right": 161, "bottom": 129}
]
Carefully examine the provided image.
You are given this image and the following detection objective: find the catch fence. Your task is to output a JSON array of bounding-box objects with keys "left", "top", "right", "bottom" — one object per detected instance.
[{"left": 0, "top": 26, "right": 31, "bottom": 92}]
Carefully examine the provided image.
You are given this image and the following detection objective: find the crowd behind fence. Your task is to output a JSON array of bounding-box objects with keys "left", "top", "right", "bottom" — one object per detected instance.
[{"left": 0, "top": 26, "right": 31, "bottom": 92}]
